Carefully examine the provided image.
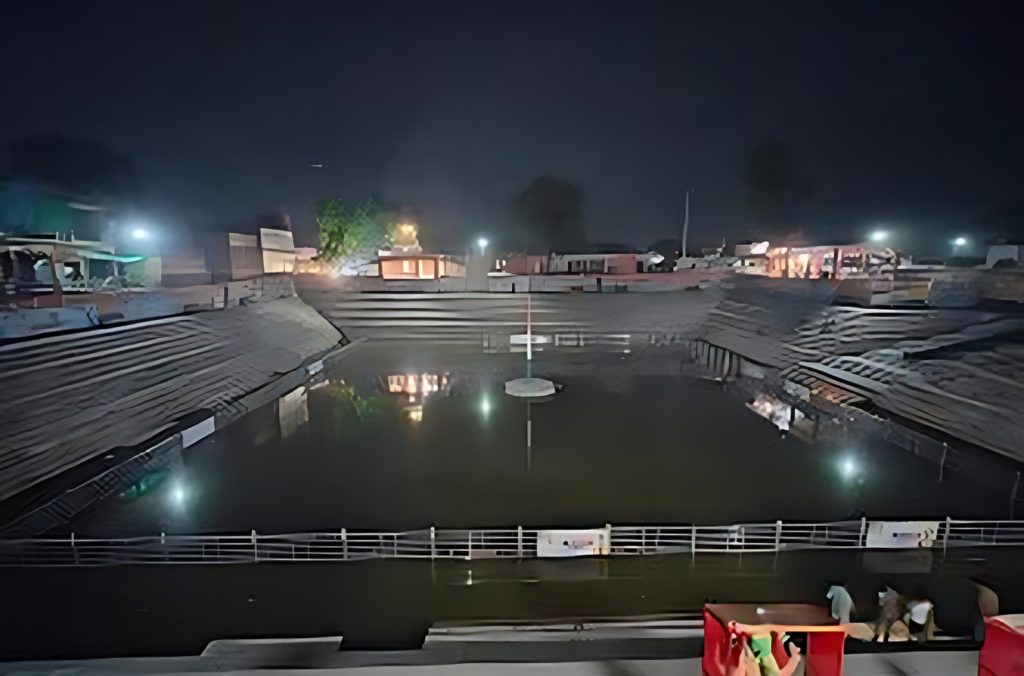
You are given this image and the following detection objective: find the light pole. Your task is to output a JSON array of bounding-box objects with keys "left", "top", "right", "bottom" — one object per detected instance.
[{"left": 680, "top": 188, "right": 692, "bottom": 260}]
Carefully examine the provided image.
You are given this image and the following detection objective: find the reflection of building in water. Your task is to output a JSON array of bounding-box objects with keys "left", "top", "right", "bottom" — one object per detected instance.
[
  {"left": 386, "top": 373, "right": 450, "bottom": 423},
  {"left": 278, "top": 385, "right": 309, "bottom": 438},
  {"left": 744, "top": 391, "right": 827, "bottom": 444},
  {"left": 746, "top": 392, "right": 805, "bottom": 432}
]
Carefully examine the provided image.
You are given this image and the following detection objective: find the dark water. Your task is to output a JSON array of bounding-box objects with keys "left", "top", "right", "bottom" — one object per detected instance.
[
  {"left": 4, "top": 549, "right": 1024, "bottom": 659},
  {"left": 9, "top": 342, "right": 1023, "bottom": 661},
  {"left": 69, "top": 342, "right": 1004, "bottom": 536}
]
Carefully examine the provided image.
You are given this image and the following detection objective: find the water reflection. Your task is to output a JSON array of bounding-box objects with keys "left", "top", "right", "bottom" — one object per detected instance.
[
  {"left": 746, "top": 392, "right": 805, "bottom": 433},
  {"left": 321, "top": 380, "right": 391, "bottom": 421},
  {"left": 387, "top": 373, "right": 450, "bottom": 424},
  {"left": 278, "top": 386, "right": 309, "bottom": 438},
  {"left": 67, "top": 344, "right": 1009, "bottom": 536}
]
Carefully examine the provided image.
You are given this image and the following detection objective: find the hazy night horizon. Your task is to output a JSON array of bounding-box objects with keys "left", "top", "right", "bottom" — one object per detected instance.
[{"left": 2, "top": 0, "right": 1022, "bottom": 254}]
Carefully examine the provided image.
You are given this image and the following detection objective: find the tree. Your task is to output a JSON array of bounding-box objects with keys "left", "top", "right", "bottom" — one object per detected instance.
[
  {"left": 510, "top": 176, "right": 586, "bottom": 252},
  {"left": 975, "top": 200, "right": 1024, "bottom": 244},
  {"left": 743, "top": 141, "right": 810, "bottom": 239},
  {"left": 315, "top": 198, "right": 395, "bottom": 270},
  {"left": 8, "top": 133, "right": 139, "bottom": 201}
]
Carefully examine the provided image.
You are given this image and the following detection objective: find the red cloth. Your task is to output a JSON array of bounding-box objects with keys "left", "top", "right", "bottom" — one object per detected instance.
[
  {"left": 702, "top": 604, "right": 846, "bottom": 676},
  {"left": 979, "top": 616, "right": 1024, "bottom": 676}
]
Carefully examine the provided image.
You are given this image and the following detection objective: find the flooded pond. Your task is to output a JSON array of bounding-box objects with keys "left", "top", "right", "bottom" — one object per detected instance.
[{"left": 68, "top": 341, "right": 1004, "bottom": 537}]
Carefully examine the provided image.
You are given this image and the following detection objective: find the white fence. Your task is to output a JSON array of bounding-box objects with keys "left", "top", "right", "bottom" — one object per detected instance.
[{"left": 1, "top": 519, "right": 1021, "bottom": 567}]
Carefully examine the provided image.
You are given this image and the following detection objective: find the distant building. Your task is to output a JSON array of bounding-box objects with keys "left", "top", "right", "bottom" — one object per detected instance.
[
  {"left": 207, "top": 232, "right": 262, "bottom": 283},
  {"left": 379, "top": 253, "right": 465, "bottom": 280},
  {"left": 503, "top": 253, "right": 550, "bottom": 275},
  {"left": 294, "top": 247, "right": 323, "bottom": 274},
  {"left": 734, "top": 241, "right": 769, "bottom": 257},
  {"left": 259, "top": 228, "right": 296, "bottom": 274},
  {"left": 502, "top": 251, "right": 663, "bottom": 275},
  {"left": 986, "top": 244, "right": 1024, "bottom": 268},
  {"left": 161, "top": 227, "right": 297, "bottom": 286},
  {"left": 762, "top": 243, "right": 896, "bottom": 280}
]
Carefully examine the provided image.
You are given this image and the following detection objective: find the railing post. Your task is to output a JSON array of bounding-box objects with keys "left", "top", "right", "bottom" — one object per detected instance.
[
  {"left": 342, "top": 528, "right": 348, "bottom": 560},
  {"left": 641, "top": 527, "right": 646, "bottom": 555},
  {"left": 1012, "top": 472, "right": 1021, "bottom": 519},
  {"left": 773, "top": 521, "right": 782, "bottom": 573},
  {"left": 468, "top": 529, "right": 473, "bottom": 560},
  {"left": 430, "top": 526, "right": 437, "bottom": 560},
  {"left": 939, "top": 443, "right": 948, "bottom": 483},
  {"left": 859, "top": 517, "right": 867, "bottom": 548},
  {"left": 71, "top": 532, "right": 78, "bottom": 565},
  {"left": 517, "top": 525, "right": 523, "bottom": 559},
  {"left": 690, "top": 524, "right": 696, "bottom": 562},
  {"left": 251, "top": 529, "right": 257, "bottom": 562},
  {"left": 161, "top": 531, "right": 167, "bottom": 562},
  {"left": 943, "top": 516, "right": 951, "bottom": 557}
]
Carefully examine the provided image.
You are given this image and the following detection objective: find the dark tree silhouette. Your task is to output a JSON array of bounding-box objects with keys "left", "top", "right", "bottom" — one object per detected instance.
[
  {"left": 975, "top": 200, "right": 1024, "bottom": 244},
  {"left": 743, "top": 141, "right": 810, "bottom": 239},
  {"left": 8, "top": 133, "right": 139, "bottom": 200},
  {"left": 510, "top": 176, "right": 586, "bottom": 252}
]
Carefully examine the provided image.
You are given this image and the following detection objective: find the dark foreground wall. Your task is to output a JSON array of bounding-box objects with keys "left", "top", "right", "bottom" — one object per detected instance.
[{"left": 0, "top": 296, "right": 343, "bottom": 503}]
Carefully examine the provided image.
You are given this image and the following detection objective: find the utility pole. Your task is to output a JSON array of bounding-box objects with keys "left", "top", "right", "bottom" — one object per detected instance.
[{"left": 680, "top": 188, "right": 692, "bottom": 260}]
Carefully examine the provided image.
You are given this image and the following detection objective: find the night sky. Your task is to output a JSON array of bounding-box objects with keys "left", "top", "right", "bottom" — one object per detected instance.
[{"left": 2, "top": 1, "right": 1021, "bottom": 253}]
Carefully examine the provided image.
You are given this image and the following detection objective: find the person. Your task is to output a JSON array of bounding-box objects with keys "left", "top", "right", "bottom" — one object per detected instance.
[
  {"left": 826, "top": 583, "right": 854, "bottom": 624},
  {"left": 906, "top": 596, "right": 935, "bottom": 642},
  {"left": 875, "top": 586, "right": 906, "bottom": 642}
]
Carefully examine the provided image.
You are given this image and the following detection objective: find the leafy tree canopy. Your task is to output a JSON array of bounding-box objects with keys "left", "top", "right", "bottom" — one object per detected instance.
[
  {"left": 316, "top": 198, "right": 395, "bottom": 265},
  {"left": 509, "top": 176, "right": 586, "bottom": 253}
]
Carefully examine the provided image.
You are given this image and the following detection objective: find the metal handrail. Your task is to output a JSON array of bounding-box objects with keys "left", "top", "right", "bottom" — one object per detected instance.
[{"left": 2, "top": 518, "right": 1022, "bottom": 567}]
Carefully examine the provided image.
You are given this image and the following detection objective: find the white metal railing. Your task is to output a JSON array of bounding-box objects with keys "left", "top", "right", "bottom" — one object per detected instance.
[{"left": 1, "top": 519, "right": 1021, "bottom": 567}]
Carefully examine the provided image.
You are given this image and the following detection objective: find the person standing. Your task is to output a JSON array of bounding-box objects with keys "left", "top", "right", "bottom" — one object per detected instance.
[
  {"left": 826, "top": 583, "right": 854, "bottom": 624},
  {"left": 875, "top": 586, "right": 905, "bottom": 642},
  {"left": 907, "top": 597, "right": 935, "bottom": 642}
]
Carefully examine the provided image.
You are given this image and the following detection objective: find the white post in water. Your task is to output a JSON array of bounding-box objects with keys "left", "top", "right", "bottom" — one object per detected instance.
[{"left": 526, "top": 291, "right": 532, "bottom": 362}]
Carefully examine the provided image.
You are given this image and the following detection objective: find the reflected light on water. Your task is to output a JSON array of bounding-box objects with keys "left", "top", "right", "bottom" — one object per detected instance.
[
  {"left": 169, "top": 481, "right": 187, "bottom": 510},
  {"left": 839, "top": 456, "right": 859, "bottom": 480},
  {"left": 387, "top": 373, "right": 450, "bottom": 425}
]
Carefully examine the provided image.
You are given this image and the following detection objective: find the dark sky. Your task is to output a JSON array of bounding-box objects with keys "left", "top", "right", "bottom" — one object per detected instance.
[{"left": 2, "top": 1, "right": 1022, "bottom": 252}]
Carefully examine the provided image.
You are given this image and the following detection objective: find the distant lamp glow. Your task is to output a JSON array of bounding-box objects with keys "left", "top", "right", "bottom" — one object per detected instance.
[
  {"left": 170, "top": 481, "right": 187, "bottom": 508},
  {"left": 477, "top": 237, "right": 489, "bottom": 254},
  {"left": 839, "top": 457, "right": 858, "bottom": 480},
  {"left": 756, "top": 607, "right": 766, "bottom": 616},
  {"left": 953, "top": 236, "right": 968, "bottom": 247},
  {"left": 480, "top": 396, "right": 492, "bottom": 417},
  {"left": 131, "top": 227, "right": 151, "bottom": 241},
  {"left": 869, "top": 230, "right": 888, "bottom": 243}
]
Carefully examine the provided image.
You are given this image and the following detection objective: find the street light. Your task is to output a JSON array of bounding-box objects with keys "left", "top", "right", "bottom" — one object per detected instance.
[
  {"left": 131, "top": 227, "right": 151, "bottom": 241},
  {"left": 477, "top": 237, "right": 489, "bottom": 254},
  {"left": 953, "top": 236, "right": 968, "bottom": 247},
  {"left": 869, "top": 230, "right": 888, "bottom": 243}
]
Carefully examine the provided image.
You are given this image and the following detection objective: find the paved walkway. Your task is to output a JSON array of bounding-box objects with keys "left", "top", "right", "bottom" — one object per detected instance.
[{"left": 1, "top": 650, "right": 980, "bottom": 675}]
